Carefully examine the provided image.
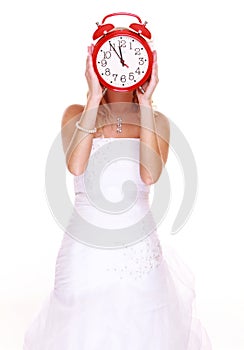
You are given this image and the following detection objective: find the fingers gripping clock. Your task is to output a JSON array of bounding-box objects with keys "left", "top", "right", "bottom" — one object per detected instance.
[{"left": 92, "top": 12, "right": 153, "bottom": 92}]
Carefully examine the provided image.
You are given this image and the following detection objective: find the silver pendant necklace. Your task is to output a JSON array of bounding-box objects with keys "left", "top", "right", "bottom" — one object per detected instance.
[{"left": 116, "top": 117, "right": 122, "bottom": 133}]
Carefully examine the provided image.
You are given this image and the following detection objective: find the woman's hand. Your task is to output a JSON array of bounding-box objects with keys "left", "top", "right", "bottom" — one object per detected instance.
[
  {"left": 136, "top": 50, "right": 159, "bottom": 106},
  {"left": 85, "top": 45, "right": 103, "bottom": 102}
]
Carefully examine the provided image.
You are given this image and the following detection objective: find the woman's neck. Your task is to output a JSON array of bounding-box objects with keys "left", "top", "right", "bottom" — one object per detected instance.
[
  {"left": 104, "top": 90, "right": 135, "bottom": 115},
  {"left": 105, "top": 90, "right": 133, "bottom": 103}
]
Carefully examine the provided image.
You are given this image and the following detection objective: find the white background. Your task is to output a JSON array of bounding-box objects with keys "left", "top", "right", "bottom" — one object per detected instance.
[{"left": 0, "top": 0, "right": 243, "bottom": 349}]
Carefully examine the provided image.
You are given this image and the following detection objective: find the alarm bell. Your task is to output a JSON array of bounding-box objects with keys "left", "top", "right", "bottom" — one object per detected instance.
[
  {"left": 92, "top": 23, "right": 115, "bottom": 40},
  {"left": 129, "top": 21, "right": 151, "bottom": 39}
]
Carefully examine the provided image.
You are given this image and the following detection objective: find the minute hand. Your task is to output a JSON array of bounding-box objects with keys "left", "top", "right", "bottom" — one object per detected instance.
[
  {"left": 109, "top": 42, "right": 121, "bottom": 61},
  {"left": 118, "top": 46, "right": 129, "bottom": 68}
]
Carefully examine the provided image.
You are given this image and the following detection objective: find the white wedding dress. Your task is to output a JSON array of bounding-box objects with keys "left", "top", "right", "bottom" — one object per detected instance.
[{"left": 23, "top": 137, "right": 212, "bottom": 350}]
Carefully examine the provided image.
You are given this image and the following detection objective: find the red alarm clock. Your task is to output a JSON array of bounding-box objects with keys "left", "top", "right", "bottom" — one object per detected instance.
[{"left": 92, "top": 12, "right": 153, "bottom": 92}]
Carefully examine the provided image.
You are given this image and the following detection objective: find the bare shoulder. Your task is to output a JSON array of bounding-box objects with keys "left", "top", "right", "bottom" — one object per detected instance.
[
  {"left": 154, "top": 110, "right": 170, "bottom": 127},
  {"left": 154, "top": 110, "right": 170, "bottom": 141},
  {"left": 61, "top": 104, "right": 85, "bottom": 128}
]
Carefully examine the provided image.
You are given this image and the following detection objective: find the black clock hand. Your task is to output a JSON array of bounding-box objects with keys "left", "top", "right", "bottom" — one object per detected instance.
[
  {"left": 109, "top": 42, "right": 129, "bottom": 68},
  {"left": 118, "top": 45, "right": 124, "bottom": 66},
  {"left": 109, "top": 42, "right": 122, "bottom": 61},
  {"left": 118, "top": 45, "right": 129, "bottom": 68}
]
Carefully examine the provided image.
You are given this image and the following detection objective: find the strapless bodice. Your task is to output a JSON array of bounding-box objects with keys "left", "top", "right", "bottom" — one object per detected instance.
[
  {"left": 73, "top": 137, "right": 150, "bottom": 198},
  {"left": 66, "top": 137, "right": 154, "bottom": 248}
]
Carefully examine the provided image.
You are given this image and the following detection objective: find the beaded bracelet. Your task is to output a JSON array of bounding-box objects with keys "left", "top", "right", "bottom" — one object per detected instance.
[{"left": 75, "top": 121, "right": 97, "bottom": 134}]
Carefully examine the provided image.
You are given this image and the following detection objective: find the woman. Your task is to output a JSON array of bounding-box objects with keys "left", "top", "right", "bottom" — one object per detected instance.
[
  {"left": 63, "top": 45, "right": 168, "bottom": 183},
  {"left": 23, "top": 45, "right": 212, "bottom": 349}
]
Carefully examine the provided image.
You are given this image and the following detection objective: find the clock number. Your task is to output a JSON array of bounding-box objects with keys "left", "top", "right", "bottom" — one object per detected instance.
[
  {"left": 120, "top": 75, "right": 126, "bottom": 83},
  {"left": 135, "top": 48, "right": 141, "bottom": 55},
  {"left": 112, "top": 74, "right": 118, "bottom": 81},
  {"left": 129, "top": 73, "right": 135, "bottom": 80},
  {"left": 118, "top": 40, "right": 126, "bottom": 48},
  {"left": 103, "top": 51, "right": 111, "bottom": 59},
  {"left": 135, "top": 67, "right": 141, "bottom": 75},
  {"left": 100, "top": 59, "right": 107, "bottom": 67},
  {"left": 105, "top": 68, "right": 111, "bottom": 76},
  {"left": 138, "top": 57, "right": 145, "bottom": 65},
  {"left": 109, "top": 43, "right": 115, "bottom": 51}
]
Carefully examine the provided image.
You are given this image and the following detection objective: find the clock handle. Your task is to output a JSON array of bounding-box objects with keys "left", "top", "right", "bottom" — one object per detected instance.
[
  {"left": 93, "top": 12, "right": 152, "bottom": 40},
  {"left": 101, "top": 12, "right": 143, "bottom": 24},
  {"left": 101, "top": 12, "right": 152, "bottom": 40}
]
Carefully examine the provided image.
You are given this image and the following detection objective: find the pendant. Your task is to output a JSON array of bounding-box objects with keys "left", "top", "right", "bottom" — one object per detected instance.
[{"left": 116, "top": 117, "right": 122, "bottom": 133}]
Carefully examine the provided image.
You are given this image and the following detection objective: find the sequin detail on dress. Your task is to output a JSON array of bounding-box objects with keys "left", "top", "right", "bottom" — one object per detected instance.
[{"left": 105, "top": 231, "right": 163, "bottom": 280}]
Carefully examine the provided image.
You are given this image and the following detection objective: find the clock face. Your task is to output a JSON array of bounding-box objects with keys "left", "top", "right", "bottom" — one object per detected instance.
[{"left": 93, "top": 30, "right": 153, "bottom": 91}]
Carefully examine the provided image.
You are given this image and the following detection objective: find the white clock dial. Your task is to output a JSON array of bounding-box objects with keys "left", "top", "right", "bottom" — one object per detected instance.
[{"left": 95, "top": 35, "right": 150, "bottom": 90}]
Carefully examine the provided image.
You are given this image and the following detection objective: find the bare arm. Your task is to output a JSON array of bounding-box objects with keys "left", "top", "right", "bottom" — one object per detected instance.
[
  {"left": 61, "top": 45, "right": 103, "bottom": 176},
  {"left": 137, "top": 50, "right": 170, "bottom": 185}
]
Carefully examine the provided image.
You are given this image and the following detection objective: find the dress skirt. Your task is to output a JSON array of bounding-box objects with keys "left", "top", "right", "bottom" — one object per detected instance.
[{"left": 23, "top": 137, "right": 212, "bottom": 349}]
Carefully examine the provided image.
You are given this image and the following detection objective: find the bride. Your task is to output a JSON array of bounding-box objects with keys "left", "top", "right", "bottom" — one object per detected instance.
[{"left": 23, "top": 45, "right": 212, "bottom": 349}]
